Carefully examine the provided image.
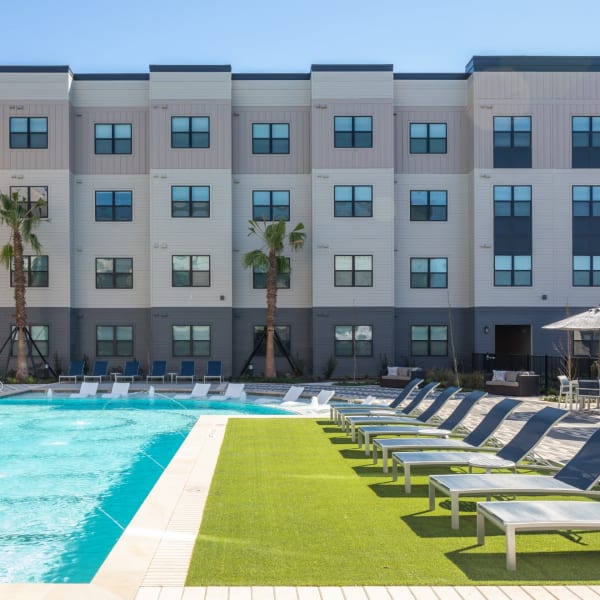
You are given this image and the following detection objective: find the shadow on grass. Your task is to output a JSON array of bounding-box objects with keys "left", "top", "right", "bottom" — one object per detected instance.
[
  {"left": 341, "top": 449, "right": 372, "bottom": 460},
  {"left": 328, "top": 436, "right": 355, "bottom": 445},
  {"left": 401, "top": 513, "right": 478, "bottom": 539},
  {"left": 369, "top": 481, "right": 431, "bottom": 498}
]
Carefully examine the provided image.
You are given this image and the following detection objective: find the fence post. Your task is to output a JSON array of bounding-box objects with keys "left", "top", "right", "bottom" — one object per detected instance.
[{"left": 544, "top": 354, "right": 548, "bottom": 391}]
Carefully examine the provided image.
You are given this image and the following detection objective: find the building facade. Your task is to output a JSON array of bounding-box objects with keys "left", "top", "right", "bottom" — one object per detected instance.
[{"left": 1, "top": 56, "right": 599, "bottom": 379}]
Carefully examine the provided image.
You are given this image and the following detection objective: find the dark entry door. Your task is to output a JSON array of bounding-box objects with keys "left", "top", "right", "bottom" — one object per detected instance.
[{"left": 495, "top": 325, "right": 531, "bottom": 370}]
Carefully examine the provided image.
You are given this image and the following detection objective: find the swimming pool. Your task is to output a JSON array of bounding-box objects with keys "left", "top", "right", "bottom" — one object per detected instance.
[{"left": 0, "top": 393, "right": 289, "bottom": 583}]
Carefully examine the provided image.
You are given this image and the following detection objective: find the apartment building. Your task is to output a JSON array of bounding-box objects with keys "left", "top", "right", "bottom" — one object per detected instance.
[{"left": 1, "top": 56, "right": 599, "bottom": 379}]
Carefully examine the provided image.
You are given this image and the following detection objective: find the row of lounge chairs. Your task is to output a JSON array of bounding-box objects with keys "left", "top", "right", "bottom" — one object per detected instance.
[
  {"left": 329, "top": 378, "right": 600, "bottom": 570},
  {"left": 58, "top": 359, "right": 223, "bottom": 384}
]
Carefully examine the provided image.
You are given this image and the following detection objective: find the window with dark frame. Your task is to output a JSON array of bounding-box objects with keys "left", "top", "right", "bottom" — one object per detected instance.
[
  {"left": 573, "top": 185, "right": 600, "bottom": 217},
  {"left": 172, "top": 325, "right": 210, "bottom": 356},
  {"left": 334, "top": 255, "right": 372, "bottom": 287},
  {"left": 410, "top": 190, "right": 447, "bottom": 221},
  {"left": 171, "top": 117, "right": 210, "bottom": 148},
  {"left": 96, "top": 325, "right": 133, "bottom": 357},
  {"left": 494, "top": 255, "right": 532, "bottom": 286},
  {"left": 10, "top": 186, "right": 48, "bottom": 218},
  {"left": 573, "top": 255, "right": 600, "bottom": 286},
  {"left": 410, "top": 257, "right": 448, "bottom": 288},
  {"left": 572, "top": 116, "right": 600, "bottom": 168},
  {"left": 253, "top": 325, "right": 291, "bottom": 356},
  {"left": 95, "top": 258, "right": 133, "bottom": 289},
  {"left": 409, "top": 123, "right": 447, "bottom": 154},
  {"left": 11, "top": 325, "right": 48, "bottom": 357},
  {"left": 252, "top": 190, "right": 290, "bottom": 221},
  {"left": 172, "top": 255, "right": 210, "bottom": 287},
  {"left": 493, "top": 116, "right": 532, "bottom": 168},
  {"left": 411, "top": 325, "right": 448, "bottom": 356},
  {"left": 334, "top": 185, "right": 373, "bottom": 217},
  {"left": 334, "top": 116, "right": 372, "bottom": 148},
  {"left": 9, "top": 117, "right": 48, "bottom": 149},
  {"left": 95, "top": 123, "right": 132, "bottom": 154},
  {"left": 493, "top": 186, "right": 531, "bottom": 217},
  {"left": 11, "top": 255, "right": 48, "bottom": 287},
  {"left": 334, "top": 325, "right": 373, "bottom": 357},
  {"left": 95, "top": 191, "right": 132, "bottom": 221},
  {"left": 171, "top": 186, "right": 210, "bottom": 218},
  {"left": 252, "top": 123, "right": 289, "bottom": 154},
  {"left": 253, "top": 258, "right": 290, "bottom": 289}
]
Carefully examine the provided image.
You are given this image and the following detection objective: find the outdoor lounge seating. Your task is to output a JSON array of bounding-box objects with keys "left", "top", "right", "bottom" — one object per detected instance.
[
  {"left": 58, "top": 360, "right": 85, "bottom": 382},
  {"left": 115, "top": 361, "right": 140, "bottom": 382},
  {"left": 204, "top": 360, "right": 222, "bottom": 383},
  {"left": 146, "top": 360, "right": 167, "bottom": 383},
  {"left": 101, "top": 382, "right": 130, "bottom": 398},
  {"left": 289, "top": 389, "right": 336, "bottom": 414},
  {"left": 380, "top": 366, "right": 425, "bottom": 388},
  {"left": 174, "top": 382, "right": 211, "bottom": 400},
  {"left": 277, "top": 386, "right": 305, "bottom": 406},
  {"left": 484, "top": 370, "right": 540, "bottom": 396},
  {"left": 176, "top": 360, "right": 195, "bottom": 383},
  {"left": 210, "top": 382, "right": 245, "bottom": 400},
  {"left": 70, "top": 381, "right": 99, "bottom": 398},
  {"left": 83, "top": 361, "right": 109, "bottom": 382},
  {"left": 391, "top": 405, "right": 567, "bottom": 492},
  {"left": 428, "top": 427, "right": 600, "bottom": 529},
  {"left": 476, "top": 500, "right": 600, "bottom": 570}
]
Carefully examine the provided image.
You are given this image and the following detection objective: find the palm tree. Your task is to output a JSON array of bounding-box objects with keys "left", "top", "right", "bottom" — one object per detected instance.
[
  {"left": 0, "top": 191, "right": 45, "bottom": 381},
  {"left": 243, "top": 219, "right": 306, "bottom": 378}
]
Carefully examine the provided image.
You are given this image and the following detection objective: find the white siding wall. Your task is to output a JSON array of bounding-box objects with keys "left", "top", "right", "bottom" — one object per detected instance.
[
  {"left": 394, "top": 79, "right": 468, "bottom": 107},
  {"left": 70, "top": 80, "right": 149, "bottom": 108},
  {"left": 0, "top": 72, "right": 71, "bottom": 101},
  {"left": 311, "top": 71, "right": 394, "bottom": 100},
  {"left": 149, "top": 72, "right": 231, "bottom": 101},
  {"left": 232, "top": 79, "right": 311, "bottom": 107}
]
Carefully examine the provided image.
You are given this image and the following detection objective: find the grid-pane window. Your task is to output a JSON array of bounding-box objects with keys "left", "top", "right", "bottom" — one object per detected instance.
[
  {"left": 409, "top": 123, "right": 447, "bottom": 154},
  {"left": 10, "top": 186, "right": 48, "bottom": 218},
  {"left": 253, "top": 257, "right": 290, "bottom": 289},
  {"left": 334, "top": 185, "right": 373, "bottom": 217},
  {"left": 10, "top": 117, "right": 48, "bottom": 149},
  {"left": 253, "top": 325, "right": 291, "bottom": 356},
  {"left": 494, "top": 255, "right": 532, "bottom": 286},
  {"left": 252, "top": 191, "right": 290, "bottom": 221},
  {"left": 96, "top": 325, "right": 133, "bottom": 356},
  {"left": 252, "top": 123, "right": 289, "bottom": 154},
  {"left": 573, "top": 255, "right": 600, "bottom": 286},
  {"left": 410, "top": 190, "right": 447, "bottom": 221},
  {"left": 95, "top": 258, "right": 133, "bottom": 289},
  {"left": 11, "top": 325, "right": 48, "bottom": 357},
  {"left": 411, "top": 325, "right": 448, "bottom": 356},
  {"left": 334, "top": 116, "right": 372, "bottom": 148},
  {"left": 494, "top": 116, "right": 531, "bottom": 147},
  {"left": 572, "top": 116, "right": 600, "bottom": 148},
  {"left": 572, "top": 186, "right": 600, "bottom": 217},
  {"left": 11, "top": 255, "right": 48, "bottom": 287},
  {"left": 95, "top": 191, "right": 132, "bottom": 221},
  {"left": 334, "top": 255, "right": 372, "bottom": 287},
  {"left": 494, "top": 186, "right": 531, "bottom": 217},
  {"left": 410, "top": 258, "right": 447, "bottom": 288},
  {"left": 172, "top": 255, "right": 210, "bottom": 287},
  {"left": 171, "top": 116, "right": 209, "bottom": 148},
  {"left": 95, "top": 123, "right": 132, "bottom": 154},
  {"left": 171, "top": 186, "right": 210, "bottom": 218},
  {"left": 335, "top": 325, "right": 373, "bottom": 357},
  {"left": 172, "top": 325, "right": 210, "bottom": 356}
]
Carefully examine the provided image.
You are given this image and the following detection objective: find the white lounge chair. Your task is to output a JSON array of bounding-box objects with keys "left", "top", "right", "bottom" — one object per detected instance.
[
  {"left": 222, "top": 383, "right": 245, "bottom": 399},
  {"left": 277, "top": 386, "right": 305, "bottom": 406},
  {"left": 101, "top": 382, "right": 130, "bottom": 398},
  {"left": 174, "top": 383, "right": 211, "bottom": 400},
  {"left": 290, "top": 389, "right": 336, "bottom": 414},
  {"left": 70, "top": 381, "right": 99, "bottom": 398}
]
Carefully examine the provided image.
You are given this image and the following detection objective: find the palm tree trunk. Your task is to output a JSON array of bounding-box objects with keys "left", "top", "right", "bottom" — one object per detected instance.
[
  {"left": 264, "top": 250, "right": 278, "bottom": 378},
  {"left": 12, "top": 227, "right": 29, "bottom": 382}
]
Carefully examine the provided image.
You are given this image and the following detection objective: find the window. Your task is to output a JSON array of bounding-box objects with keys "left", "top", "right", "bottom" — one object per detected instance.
[
  {"left": 95, "top": 258, "right": 133, "bottom": 289},
  {"left": 494, "top": 255, "right": 532, "bottom": 286},
  {"left": 9, "top": 117, "right": 47, "bottom": 149},
  {"left": 334, "top": 186, "right": 373, "bottom": 217},
  {"left": 96, "top": 325, "right": 133, "bottom": 356},
  {"left": 573, "top": 186, "right": 600, "bottom": 217},
  {"left": 410, "top": 258, "right": 447, "bottom": 288},
  {"left": 11, "top": 255, "right": 48, "bottom": 287},
  {"left": 172, "top": 255, "right": 210, "bottom": 287},
  {"left": 11, "top": 325, "right": 48, "bottom": 357},
  {"left": 572, "top": 116, "right": 600, "bottom": 168},
  {"left": 252, "top": 191, "right": 290, "bottom": 221},
  {"left": 574, "top": 330, "right": 600, "bottom": 357},
  {"left": 253, "top": 325, "right": 291, "bottom": 356},
  {"left": 171, "top": 117, "right": 210, "bottom": 148},
  {"left": 95, "top": 123, "right": 132, "bottom": 154},
  {"left": 334, "top": 255, "right": 372, "bottom": 287},
  {"left": 252, "top": 123, "right": 289, "bottom": 154},
  {"left": 410, "top": 190, "right": 447, "bottom": 221},
  {"left": 493, "top": 116, "right": 532, "bottom": 168},
  {"left": 334, "top": 116, "right": 372, "bottom": 148},
  {"left": 573, "top": 256, "right": 600, "bottom": 286},
  {"left": 171, "top": 186, "right": 210, "bottom": 218},
  {"left": 253, "top": 257, "right": 290, "bottom": 289},
  {"left": 172, "top": 325, "right": 210, "bottom": 356},
  {"left": 411, "top": 325, "right": 447, "bottom": 356},
  {"left": 494, "top": 186, "right": 531, "bottom": 217},
  {"left": 334, "top": 325, "right": 373, "bottom": 357},
  {"left": 95, "top": 191, "right": 132, "bottom": 221},
  {"left": 10, "top": 186, "right": 48, "bottom": 218},
  {"left": 409, "top": 123, "right": 446, "bottom": 154}
]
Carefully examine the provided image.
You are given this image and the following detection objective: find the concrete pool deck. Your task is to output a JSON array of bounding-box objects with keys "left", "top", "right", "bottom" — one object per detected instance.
[{"left": 1, "top": 383, "right": 600, "bottom": 599}]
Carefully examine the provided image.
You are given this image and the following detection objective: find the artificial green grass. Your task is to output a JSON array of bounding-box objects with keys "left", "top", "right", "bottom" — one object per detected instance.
[{"left": 186, "top": 418, "right": 600, "bottom": 586}]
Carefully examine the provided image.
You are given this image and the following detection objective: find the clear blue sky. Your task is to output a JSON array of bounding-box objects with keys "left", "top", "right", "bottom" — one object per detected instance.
[{"left": 5, "top": 0, "right": 600, "bottom": 74}]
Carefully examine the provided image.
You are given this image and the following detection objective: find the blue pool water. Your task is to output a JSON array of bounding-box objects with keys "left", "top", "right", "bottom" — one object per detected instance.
[{"left": 0, "top": 393, "right": 289, "bottom": 583}]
